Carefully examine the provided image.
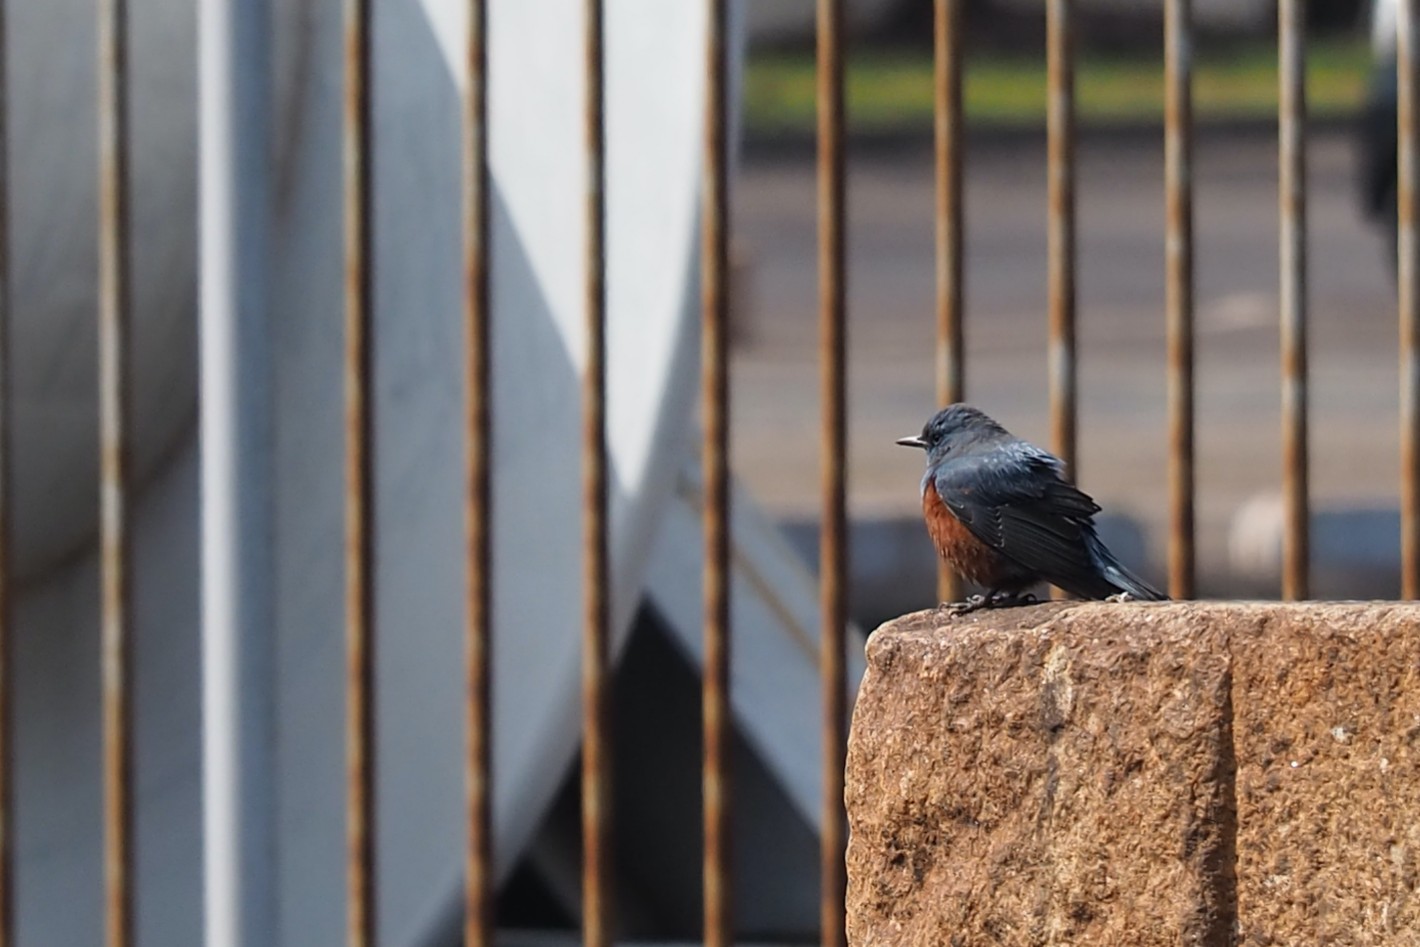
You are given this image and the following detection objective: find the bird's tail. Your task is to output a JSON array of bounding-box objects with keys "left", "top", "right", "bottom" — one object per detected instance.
[{"left": 1083, "top": 530, "right": 1169, "bottom": 601}]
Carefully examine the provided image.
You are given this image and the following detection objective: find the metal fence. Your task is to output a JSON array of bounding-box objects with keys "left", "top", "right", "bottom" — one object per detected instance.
[{"left": 2, "top": 0, "right": 1418, "bottom": 944}]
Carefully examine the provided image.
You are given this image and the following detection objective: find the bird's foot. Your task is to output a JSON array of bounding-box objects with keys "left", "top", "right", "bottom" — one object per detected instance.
[
  {"left": 1105, "top": 591, "right": 1135, "bottom": 603},
  {"left": 941, "top": 594, "right": 988, "bottom": 615},
  {"left": 987, "top": 589, "right": 1037, "bottom": 609},
  {"left": 940, "top": 590, "right": 1037, "bottom": 615}
]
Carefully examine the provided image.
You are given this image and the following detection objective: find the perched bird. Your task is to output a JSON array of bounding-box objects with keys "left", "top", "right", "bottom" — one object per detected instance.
[{"left": 897, "top": 404, "right": 1166, "bottom": 612}]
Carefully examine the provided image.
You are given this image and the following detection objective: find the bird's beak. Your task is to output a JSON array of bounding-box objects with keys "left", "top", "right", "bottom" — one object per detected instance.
[{"left": 895, "top": 435, "right": 927, "bottom": 449}]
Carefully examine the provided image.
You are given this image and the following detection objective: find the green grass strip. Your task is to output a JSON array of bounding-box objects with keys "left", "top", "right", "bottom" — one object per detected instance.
[{"left": 744, "top": 37, "right": 1373, "bottom": 133}]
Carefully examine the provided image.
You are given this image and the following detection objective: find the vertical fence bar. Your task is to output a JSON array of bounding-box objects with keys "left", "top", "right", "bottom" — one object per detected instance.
[
  {"left": 816, "top": 1, "right": 847, "bottom": 946},
  {"left": 462, "top": 1, "right": 493, "bottom": 945},
  {"left": 0, "top": 0, "right": 9, "bottom": 932},
  {"left": 702, "top": 1, "right": 732, "bottom": 947},
  {"left": 581, "top": 3, "right": 612, "bottom": 947},
  {"left": 1046, "top": 0, "right": 1076, "bottom": 479},
  {"left": 934, "top": 0, "right": 964, "bottom": 605},
  {"left": 199, "top": 0, "right": 277, "bottom": 938},
  {"left": 0, "top": 0, "right": 12, "bottom": 938},
  {"left": 342, "top": 0, "right": 375, "bottom": 937},
  {"left": 1164, "top": 0, "right": 1195, "bottom": 599},
  {"left": 1279, "top": 0, "right": 1310, "bottom": 600},
  {"left": 1401, "top": 0, "right": 1420, "bottom": 597},
  {"left": 97, "top": 0, "right": 134, "bottom": 939}
]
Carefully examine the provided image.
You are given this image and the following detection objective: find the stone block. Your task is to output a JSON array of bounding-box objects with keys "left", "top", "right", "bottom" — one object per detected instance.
[
  {"left": 846, "top": 602, "right": 1420, "bottom": 946},
  {"left": 1231, "top": 604, "right": 1420, "bottom": 944}
]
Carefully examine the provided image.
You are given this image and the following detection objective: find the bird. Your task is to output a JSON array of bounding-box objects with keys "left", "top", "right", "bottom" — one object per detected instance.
[{"left": 897, "top": 404, "right": 1167, "bottom": 612}]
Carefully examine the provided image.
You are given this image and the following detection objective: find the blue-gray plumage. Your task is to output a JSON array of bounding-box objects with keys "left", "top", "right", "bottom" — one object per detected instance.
[{"left": 897, "top": 404, "right": 1166, "bottom": 609}]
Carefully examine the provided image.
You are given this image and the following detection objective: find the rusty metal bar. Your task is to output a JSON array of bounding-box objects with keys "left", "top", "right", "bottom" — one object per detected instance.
[
  {"left": 581, "top": 2, "right": 613, "bottom": 946},
  {"left": 1046, "top": 0, "right": 1076, "bottom": 478},
  {"left": 463, "top": 0, "right": 493, "bottom": 945},
  {"left": 0, "top": 0, "right": 11, "bottom": 939},
  {"left": 1402, "top": 0, "right": 1420, "bottom": 597},
  {"left": 1279, "top": 0, "right": 1310, "bottom": 600},
  {"left": 934, "top": 0, "right": 964, "bottom": 604},
  {"left": 342, "top": 0, "right": 375, "bottom": 937},
  {"left": 702, "top": 1, "right": 732, "bottom": 946},
  {"left": 98, "top": 0, "right": 134, "bottom": 939},
  {"left": 1165, "top": 0, "right": 1195, "bottom": 599},
  {"left": 817, "top": 0, "right": 847, "bottom": 945}
]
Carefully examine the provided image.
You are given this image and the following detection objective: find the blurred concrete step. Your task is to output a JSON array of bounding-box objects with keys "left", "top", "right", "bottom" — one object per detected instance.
[{"left": 1229, "top": 493, "right": 1402, "bottom": 598}]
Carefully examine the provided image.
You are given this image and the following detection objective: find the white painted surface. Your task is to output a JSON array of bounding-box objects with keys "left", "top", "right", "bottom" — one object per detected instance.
[
  {"left": 14, "top": 0, "right": 718, "bottom": 943},
  {"left": 199, "top": 0, "right": 277, "bottom": 940},
  {"left": 646, "top": 459, "right": 867, "bottom": 834}
]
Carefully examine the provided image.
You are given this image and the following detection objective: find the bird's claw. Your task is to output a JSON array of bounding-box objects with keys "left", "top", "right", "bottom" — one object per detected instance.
[
  {"left": 940, "top": 590, "right": 1037, "bottom": 616},
  {"left": 941, "top": 594, "right": 988, "bottom": 615},
  {"left": 981, "top": 590, "right": 1037, "bottom": 610},
  {"left": 1105, "top": 591, "right": 1135, "bottom": 603}
]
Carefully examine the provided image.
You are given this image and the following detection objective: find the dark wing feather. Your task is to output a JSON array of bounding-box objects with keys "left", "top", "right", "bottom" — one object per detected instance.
[{"left": 933, "top": 446, "right": 1120, "bottom": 599}]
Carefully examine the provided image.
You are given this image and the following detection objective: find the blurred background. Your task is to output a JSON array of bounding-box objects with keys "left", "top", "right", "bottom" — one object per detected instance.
[
  {"left": 4, "top": 1, "right": 1409, "bottom": 945},
  {"left": 733, "top": 0, "right": 1403, "bottom": 632}
]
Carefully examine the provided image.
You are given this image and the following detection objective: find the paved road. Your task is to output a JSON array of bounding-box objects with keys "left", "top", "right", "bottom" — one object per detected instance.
[{"left": 730, "top": 127, "right": 1400, "bottom": 591}]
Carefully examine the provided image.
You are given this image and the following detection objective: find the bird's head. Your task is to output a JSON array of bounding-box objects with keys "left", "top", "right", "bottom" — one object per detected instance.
[{"left": 896, "top": 403, "right": 1009, "bottom": 462}]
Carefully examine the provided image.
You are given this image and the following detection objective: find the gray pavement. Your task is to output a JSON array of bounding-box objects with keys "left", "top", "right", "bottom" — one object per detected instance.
[{"left": 730, "top": 126, "right": 1401, "bottom": 594}]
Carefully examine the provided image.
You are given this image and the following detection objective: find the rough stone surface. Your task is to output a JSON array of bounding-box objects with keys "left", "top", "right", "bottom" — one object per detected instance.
[
  {"left": 1231, "top": 604, "right": 1420, "bottom": 944},
  {"left": 845, "top": 602, "right": 1420, "bottom": 947}
]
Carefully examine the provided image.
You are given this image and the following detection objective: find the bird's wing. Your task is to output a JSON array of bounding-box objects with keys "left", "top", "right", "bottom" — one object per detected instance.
[{"left": 933, "top": 445, "right": 1118, "bottom": 598}]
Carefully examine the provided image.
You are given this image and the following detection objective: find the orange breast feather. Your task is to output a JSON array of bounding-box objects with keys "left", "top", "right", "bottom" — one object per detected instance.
[{"left": 923, "top": 480, "right": 1004, "bottom": 587}]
